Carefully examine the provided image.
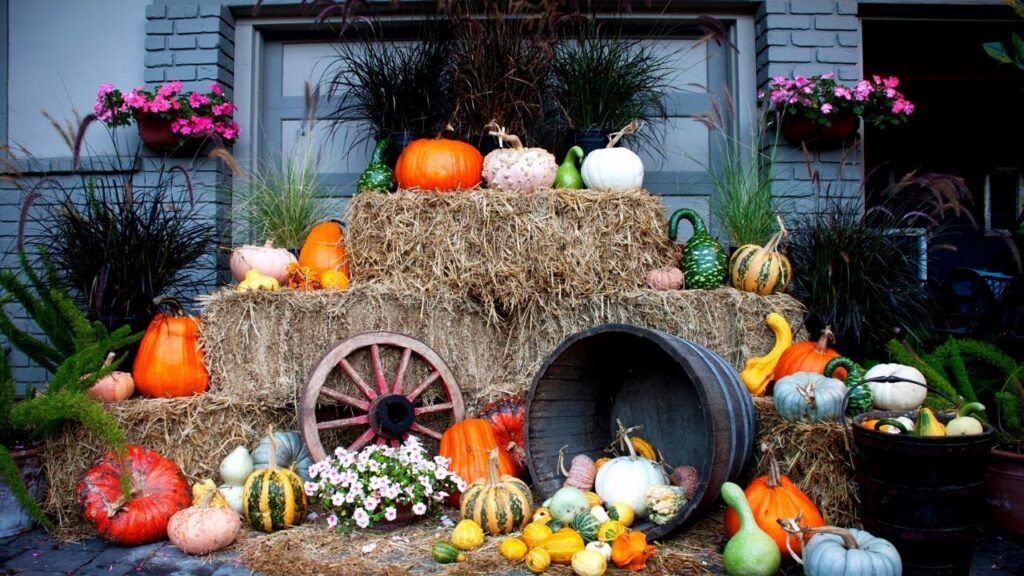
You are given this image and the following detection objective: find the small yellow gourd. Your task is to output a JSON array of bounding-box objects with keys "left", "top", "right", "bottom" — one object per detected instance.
[
  {"left": 526, "top": 547, "right": 552, "bottom": 573},
  {"left": 916, "top": 406, "right": 947, "bottom": 437},
  {"left": 522, "top": 521, "right": 554, "bottom": 548},
  {"left": 597, "top": 520, "right": 627, "bottom": 543},
  {"left": 320, "top": 269, "right": 350, "bottom": 290},
  {"left": 607, "top": 502, "right": 635, "bottom": 527},
  {"left": 190, "top": 478, "right": 229, "bottom": 508},
  {"left": 532, "top": 507, "right": 553, "bottom": 524},
  {"left": 628, "top": 436, "right": 657, "bottom": 461},
  {"left": 583, "top": 491, "right": 602, "bottom": 508},
  {"left": 739, "top": 313, "right": 794, "bottom": 395},
  {"left": 585, "top": 540, "right": 613, "bottom": 561},
  {"left": 537, "top": 528, "right": 586, "bottom": 564},
  {"left": 236, "top": 269, "right": 280, "bottom": 292},
  {"left": 500, "top": 537, "right": 529, "bottom": 562},
  {"left": 451, "top": 519, "right": 485, "bottom": 551},
  {"left": 571, "top": 549, "right": 608, "bottom": 576},
  {"left": 595, "top": 457, "right": 611, "bottom": 470}
]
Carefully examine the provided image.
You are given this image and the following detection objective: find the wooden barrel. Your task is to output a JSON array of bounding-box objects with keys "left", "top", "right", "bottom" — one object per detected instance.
[{"left": 524, "top": 323, "right": 755, "bottom": 540}]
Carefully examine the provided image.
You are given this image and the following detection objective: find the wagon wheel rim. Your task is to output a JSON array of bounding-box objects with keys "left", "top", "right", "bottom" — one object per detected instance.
[{"left": 299, "top": 331, "right": 465, "bottom": 462}]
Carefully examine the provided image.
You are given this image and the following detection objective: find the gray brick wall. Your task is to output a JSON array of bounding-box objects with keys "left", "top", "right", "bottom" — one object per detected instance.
[{"left": 755, "top": 0, "right": 864, "bottom": 215}]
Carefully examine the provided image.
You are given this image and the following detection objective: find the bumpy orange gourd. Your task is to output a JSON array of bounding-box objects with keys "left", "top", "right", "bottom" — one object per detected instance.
[
  {"left": 133, "top": 296, "right": 208, "bottom": 398},
  {"left": 611, "top": 531, "right": 655, "bottom": 570},
  {"left": 723, "top": 454, "right": 825, "bottom": 557},
  {"left": 394, "top": 137, "right": 484, "bottom": 192},
  {"left": 774, "top": 327, "right": 846, "bottom": 381},
  {"left": 439, "top": 419, "right": 518, "bottom": 488},
  {"left": 298, "top": 221, "right": 348, "bottom": 276}
]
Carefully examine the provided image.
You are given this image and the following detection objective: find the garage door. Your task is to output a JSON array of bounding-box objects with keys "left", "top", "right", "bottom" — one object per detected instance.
[{"left": 259, "top": 29, "right": 734, "bottom": 227}]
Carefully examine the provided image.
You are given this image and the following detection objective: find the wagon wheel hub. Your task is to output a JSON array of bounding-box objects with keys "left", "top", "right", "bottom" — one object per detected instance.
[{"left": 369, "top": 394, "right": 416, "bottom": 438}]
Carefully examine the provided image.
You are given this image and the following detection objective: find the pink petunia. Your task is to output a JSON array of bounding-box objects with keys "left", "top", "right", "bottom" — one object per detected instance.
[
  {"left": 210, "top": 83, "right": 223, "bottom": 96},
  {"left": 189, "top": 92, "right": 211, "bottom": 108},
  {"left": 820, "top": 103, "right": 833, "bottom": 114}
]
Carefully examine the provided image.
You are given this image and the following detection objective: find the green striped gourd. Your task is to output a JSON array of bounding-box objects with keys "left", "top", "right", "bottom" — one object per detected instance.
[
  {"left": 825, "top": 356, "right": 874, "bottom": 415},
  {"left": 242, "top": 429, "right": 308, "bottom": 532},
  {"left": 460, "top": 449, "right": 533, "bottom": 536},
  {"left": 571, "top": 512, "right": 601, "bottom": 543},
  {"left": 357, "top": 138, "right": 396, "bottom": 193},
  {"left": 728, "top": 224, "right": 792, "bottom": 295},
  {"left": 668, "top": 209, "right": 727, "bottom": 290},
  {"left": 431, "top": 541, "right": 465, "bottom": 564}
]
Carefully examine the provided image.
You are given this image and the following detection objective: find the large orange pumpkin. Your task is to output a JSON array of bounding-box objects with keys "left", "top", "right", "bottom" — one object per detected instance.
[
  {"left": 394, "top": 137, "right": 484, "bottom": 191},
  {"left": 133, "top": 296, "right": 209, "bottom": 398},
  {"left": 439, "top": 419, "right": 517, "bottom": 492},
  {"left": 773, "top": 326, "right": 846, "bottom": 381},
  {"left": 723, "top": 455, "right": 825, "bottom": 557},
  {"left": 298, "top": 221, "right": 348, "bottom": 276}
]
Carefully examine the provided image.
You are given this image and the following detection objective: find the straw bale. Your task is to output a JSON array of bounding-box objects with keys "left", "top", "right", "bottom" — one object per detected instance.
[
  {"left": 42, "top": 394, "right": 295, "bottom": 529},
  {"left": 346, "top": 189, "right": 676, "bottom": 307},
  {"left": 199, "top": 284, "right": 507, "bottom": 407},
  {"left": 750, "top": 396, "right": 859, "bottom": 528}
]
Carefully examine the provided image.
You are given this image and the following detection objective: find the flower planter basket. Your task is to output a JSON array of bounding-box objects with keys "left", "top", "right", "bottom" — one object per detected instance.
[
  {"left": 137, "top": 113, "right": 205, "bottom": 156},
  {"left": 987, "top": 448, "right": 1024, "bottom": 536},
  {"left": 779, "top": 112, "right": 859, "bottom": 150}
]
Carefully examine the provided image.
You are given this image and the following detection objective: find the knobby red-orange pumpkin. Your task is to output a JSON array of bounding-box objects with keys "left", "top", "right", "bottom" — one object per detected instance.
[
  {"left": 723, "top": 454, "right": 825, "bottom": 557},
  {"left": 439, "top": 419, "right": 518, "bottom": 490},
  {"left": 298, "top": 221, "right": 348, "bottom": 276},
  {"left": 394, "top": 137, "right": 484, "bottom": 191},
  {"left": 133, "top": 296, "right": 209, "bottom": 398},
  {"left": 77, "top": 444, "right": 191, "bottom": 545}
]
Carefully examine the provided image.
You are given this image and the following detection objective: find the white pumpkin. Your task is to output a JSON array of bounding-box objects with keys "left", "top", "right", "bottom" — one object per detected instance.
[
  {"left": 219, "top": 484, "right": 245, "bottom": 514},
  {"left": 580, "top": 147, "right": 644, "bottom": 192},
  {"left": 864, "top": 363, "right": 928, "bottom": 410},
  {"left": 229, "top": 240, "right": 297, "bottom": 283},
  {"left": 594, "top": 455, "right": 667, "bottom": 519},
  {"left": 219, "top": 445, "right": 254, "bottom": 487}
]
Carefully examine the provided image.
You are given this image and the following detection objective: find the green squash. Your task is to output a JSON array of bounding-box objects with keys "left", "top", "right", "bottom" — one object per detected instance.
[
  {"left": 824, "top": 357, "right": 873, "bottom": 415},
  {"left": 668, "top": 209, "right": 727, "bottom": 290},
  {"left": 773, "top": 372, "right": 847, "bottom": 423},
  {"left": 721, "top": 481, "right": 781, "bottom": 576},
  {"left": 357, "top": 138, "right": 396, "bottom": 193},
  {"left": 554, "top": 146, "right": 584, "bottom": 189},
  {"left": 803, "top": 527, "right": 901, "bottom": 576},
  {"left": 570, "top": 512, "right": 600, "bottom": 543},
  {"left": 431, "top": 541, "right": 465, "bottom": 564}
]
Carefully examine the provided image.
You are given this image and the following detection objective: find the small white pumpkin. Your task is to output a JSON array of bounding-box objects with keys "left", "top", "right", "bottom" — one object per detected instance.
[
  {"left": 229, "top": 239, "right": 297, "bottom": 283},
  {"left": 219, "top": 484, "right": 245, "bottom": 514},
  {"left": 593, "top": 429, "right": 667, "bottom": 519},
  {"left": 580, "top": 121, "right": 644, "bottom": 192},
  {"left": 219, "top": 445, "right": 254, "bottom": 487},
  {"left": 864, "top": 363, "right": 928, "bottom": 410}
]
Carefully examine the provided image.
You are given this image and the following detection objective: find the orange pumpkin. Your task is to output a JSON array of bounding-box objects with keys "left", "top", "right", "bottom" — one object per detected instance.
[
  {"left": 723, "top": 454, "right": 825, "bottom": 557},
  {"left": 439, "top": 419, "right": 517, "bottom": 494},
  {"left": 610, "top": 531, "right": 655, "bottom": 571},
  {"left": 773, "top": 326, "right": 846, "bottom": 381},
  {"left": 394, "top": 137, "right": 484, "bottom": 192},
  {"left": 133, "top": 296, "right": 209, "bottom": 398},
  {"left": 298, "top": 221, "right": 348, "bottom": 276}
]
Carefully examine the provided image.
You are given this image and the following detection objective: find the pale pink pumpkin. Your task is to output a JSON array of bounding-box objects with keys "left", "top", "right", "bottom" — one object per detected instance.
[
  {"left": 229, "top": 240, "right": 297, "bottom": 283},
  {"left": 167, "top": 489, "right": 241, "bottom": 555},
  {"left": 646, "top": 267, "right": 684, "bottom": 291}
]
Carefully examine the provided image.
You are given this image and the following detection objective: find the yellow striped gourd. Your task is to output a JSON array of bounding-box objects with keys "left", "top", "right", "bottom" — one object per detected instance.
[
  {"left": 460, "top": 449, "right": 533, "bottom": 535},
  {"left": 728, "top": 224, "right": 792, "bottom": 295},
  {"left": 242, "top": 430, "right": 307, "bottom": 533}
]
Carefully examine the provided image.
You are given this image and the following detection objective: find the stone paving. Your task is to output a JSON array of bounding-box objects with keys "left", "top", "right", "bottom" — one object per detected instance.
[{"left": 2, "top": 526, "right": 1023, "bottom": 575}]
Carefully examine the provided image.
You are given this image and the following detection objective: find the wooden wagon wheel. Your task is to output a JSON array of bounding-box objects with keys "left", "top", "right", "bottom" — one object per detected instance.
[{"left": 299, "top": 331, "right": 465, "bottom": 462}]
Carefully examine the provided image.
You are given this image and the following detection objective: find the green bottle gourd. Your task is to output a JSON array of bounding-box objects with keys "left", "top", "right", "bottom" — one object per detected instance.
[
  {"left": 554, "top": 146, "right": 584, "bottom": 189},
  {"left": 824, "top": 357, "right": 874, "bottom": 415},
  {"left": 357, "top": 138, "right": 396, "bottom": 193},
  {"left": 721, "top": 481, "right": 781, "bottom": 576},
  {"left": 668, "top": 209, "right": 727, "bottom": 289}
]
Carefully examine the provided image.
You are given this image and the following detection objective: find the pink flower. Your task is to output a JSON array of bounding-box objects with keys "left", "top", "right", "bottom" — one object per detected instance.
[
  {"left": 820, "top": 103, "right": 833, "bottom": 114},
  {"left": 412, "top": 502, "right": 427, "bottom": 515},
  {"left": 327, "top": 514, "right": 338, "bottom": 529},
  {"left": 157, "top": 81, "right": 183, "bottom": 98},
  {"left": 833, "top": 86, "right": 852, "bottom": 100},
  {"left": 148, "top": 96, "right": 173, "bottom": 113},
  {"left": 189, "top": 92, "right": 211, "bottom": 108},
  {"left": 821, "top": 72, "right": 836, "bottom": 80},
  {"left": 353, "top": 508, "right": 370, "bottom": 529},
  {"left": 212, "top": 102, "right": 234, "bottom": 116},
  {"left": 883, "top": 76, "right": 900, "bottom": 89},
  {"left": 97, "top": 84, "right": 115, "bottom": 97},
  {"left": 124, "top": 89, "right": 148, "bottom": 109},
  {"left": 210, "top": 83, "right": 223, "bottom": 96},
  {"left": 384, "top": 507, "right": 397, "bottom": 522},
  {"left": 171, "top": 118, "right": 192, "bottom": 135}
]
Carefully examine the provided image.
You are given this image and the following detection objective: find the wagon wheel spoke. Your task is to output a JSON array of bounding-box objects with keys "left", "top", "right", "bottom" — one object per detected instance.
[
  {"left": 317, "top": 414, "right": 369, "bottom": 431},
  {"left": 390, "top": 438, "right": 401, "bottom": 448},
  {"left": 410, "top": 422, "right": 442, "bottom": 440},
  {"left": 371, "top": 344, "right": 389, "bottom": 396},
  {"left": 414, "top": 402, "right": 455, "bottom": 416},
  {"left": 348, "top": 428, "right": 378, "bottom": 452},
  {"left": 339, "top": 358, "right": 378, "bottom": 401},
  {"left": 405, "top": 371, "right": 440, "bottom": 403},
  {"left": 318, "top": 386, "right": 369, "bottom": 412},
  {"left": 391, "top": 347, "right": 412, "bottom": 394}
]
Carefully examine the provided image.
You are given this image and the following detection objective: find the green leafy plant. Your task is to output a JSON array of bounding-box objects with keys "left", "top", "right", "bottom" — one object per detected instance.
[
  {"left": 0, "top": 251, "right": 140, "bottom": 529},
  {"left": 887, "top": 337, "right": 1024, "bottom": 450},
  {"left": 235, "top": 138, "right": 329, "bottom": 249},
  {"left": 323, "top": 21, "right": 453, "bottom": 146},
  {"left": 983, "top": 0, "right": 1024, "bottom": 70}
]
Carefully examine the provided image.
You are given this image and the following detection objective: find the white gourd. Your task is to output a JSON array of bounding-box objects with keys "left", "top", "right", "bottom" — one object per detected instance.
[
  {"left": 219, "top": 446, "right": 254, "bottom": 487},
  {"left": 864, "top": 363, "right": 928, "bottom": 410}
]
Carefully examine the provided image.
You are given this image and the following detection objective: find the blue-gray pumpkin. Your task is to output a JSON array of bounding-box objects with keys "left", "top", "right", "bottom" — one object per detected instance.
[
  {"left": 251, "top": 431, "right": 314, "bottom": 483},
  {"left": 773, "top": 372, "right": 847, "bottom": 423},
  {"left": 803, "top": 526, "right": 901, "bottom": 576}
]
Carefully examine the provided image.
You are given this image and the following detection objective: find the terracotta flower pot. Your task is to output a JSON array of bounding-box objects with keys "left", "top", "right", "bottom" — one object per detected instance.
[
  {"left": 987, "top": 447, "right": 1024, "bottom": 535},
  {"left": 369, "top": 502, "right": 419, "bottom": 531},
  {"left": 136, "top": 112, "right": 204, "bottom": 156},
  {"left": 779, "top": 112, "right": 859, "bottom": 150}
]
